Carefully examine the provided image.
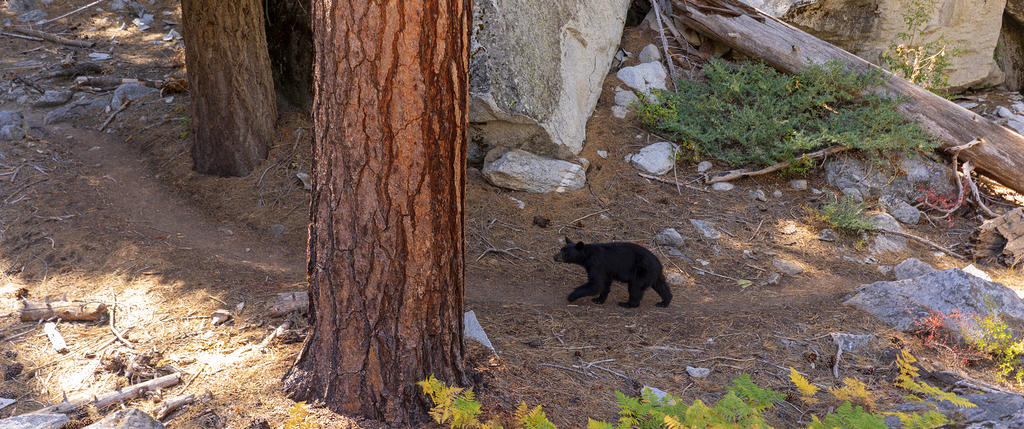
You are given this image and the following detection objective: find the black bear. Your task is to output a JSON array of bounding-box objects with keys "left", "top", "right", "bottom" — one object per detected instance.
[{"left": 553, "top": 237, "right": 672, "bottom": 308}]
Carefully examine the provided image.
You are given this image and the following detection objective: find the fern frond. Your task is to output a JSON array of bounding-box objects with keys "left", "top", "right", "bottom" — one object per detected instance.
[
  {"left": 663, "top": 415, "right": 685, "bottom": 429},
  {"left": 789, "top": 367, "right": 819, "bottom": 404},
  {"left": 829, "top": 377, "right": 875, "bottom": 410},
  {"left": 586, "top": 419, "right": 613, "bottom": 429},
  {"left": 515, "top": 403, "right": 556, "bottom": 429}
]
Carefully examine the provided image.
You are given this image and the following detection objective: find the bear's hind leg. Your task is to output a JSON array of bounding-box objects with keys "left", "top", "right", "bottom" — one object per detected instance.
[{"left": 652, "top": 278, "right": 672, "bottom": 308}]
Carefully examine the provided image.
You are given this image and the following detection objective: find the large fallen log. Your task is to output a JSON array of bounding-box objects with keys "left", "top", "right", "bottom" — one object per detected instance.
[
  {"left": 971, "top": 207, "right": 1024, "bottom": 266},
  {"left": 672, "top": 0, "right": 1024, "bottom": 196}
]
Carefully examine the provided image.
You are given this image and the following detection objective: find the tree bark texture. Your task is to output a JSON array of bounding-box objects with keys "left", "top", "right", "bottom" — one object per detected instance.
[
  {"left": 674, "top": 0, "right": 1024, "bottom": 196},
  {"left": 283, "top": 0, "right": 470, "bottom": 424},
  {"left": 181, "top": 0, "right": 278, "bottom": 176}
]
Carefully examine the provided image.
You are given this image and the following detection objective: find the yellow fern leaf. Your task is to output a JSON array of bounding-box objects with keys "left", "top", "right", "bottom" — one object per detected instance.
[
  {"left": 663, "top": 415, "right": 685, "bottom": 429},
  {"left": 789, "top": 367, "right": 819, "bottom": 404},
  {"left": 828, "top": 378, "right": 875, "bottom": 410}
]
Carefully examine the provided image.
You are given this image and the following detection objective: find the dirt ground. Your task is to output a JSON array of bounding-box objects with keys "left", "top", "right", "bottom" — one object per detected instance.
[{"left": 1, "top": 2, "right": 1023, "bottom": 428}]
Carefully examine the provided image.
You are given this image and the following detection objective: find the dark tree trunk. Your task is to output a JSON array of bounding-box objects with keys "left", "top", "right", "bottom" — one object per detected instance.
[
  {"left": 264, "top": 0, "right": 314, "bottom": 109},
  {"left": 283, "top": 0, "right": 470, "bottom": 424},
  {"left": 181, "top": 0, "right": 277, "bottom": 177}
]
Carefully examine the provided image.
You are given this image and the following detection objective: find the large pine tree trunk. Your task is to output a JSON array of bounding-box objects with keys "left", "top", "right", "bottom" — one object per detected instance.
[
  {"left": 265, "top": 0, "right": 313, "bottom": 109},
  {"left": 283, "top": 0, "right": 470, "bottom": 423},
  {"left": 181, "top": 0, "right": 277, "bottom": 177}
]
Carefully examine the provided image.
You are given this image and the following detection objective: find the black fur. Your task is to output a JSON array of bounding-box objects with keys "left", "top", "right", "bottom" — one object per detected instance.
[{"left": 553, "top": 237, "right": 672, "bottom": 308}]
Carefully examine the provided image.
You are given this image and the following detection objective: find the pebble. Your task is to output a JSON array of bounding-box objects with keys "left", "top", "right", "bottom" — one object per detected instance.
[
  {"left": 790, "top": 179, "right": 808, "bottom": 190},
  {"left": 696, "top": 160, "right": 712, "bottom": 173},
  {"left": 686, "top": 366, "right": 710, "bottom": 378},
  {"left": 750, "top": 189, "right": 767, "bottom": 202},
  {"left": 711, "top": 182, "right": 734, "bottom": 191}
]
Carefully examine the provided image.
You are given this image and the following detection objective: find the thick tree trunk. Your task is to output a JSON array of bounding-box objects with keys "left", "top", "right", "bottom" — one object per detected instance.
[
  {"left": 181, "top": 0, "right": 277, "bottom": 176},
  {"left": 283, "top": 0, "right": 470, "bottom": 424},
  {"left": 674, "top": 0, "right": 1024, "bottom": 196}
]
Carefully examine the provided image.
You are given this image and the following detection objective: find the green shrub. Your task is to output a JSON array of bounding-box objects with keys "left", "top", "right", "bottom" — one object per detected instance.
[
  {"left": 816, "top": 193, "right": 876, "bottom": 234},
  {"left": 969, "top": 312, "right": 1024, "bottom": 384},
  {"left": 635, "top": 59, "right": 938, "bottom": 168}
]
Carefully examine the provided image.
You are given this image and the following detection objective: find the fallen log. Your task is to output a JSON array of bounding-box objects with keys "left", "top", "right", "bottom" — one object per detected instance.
[
  {"left": 672, "top": 0, "right": 1024, "bottom": 196},
  {"left": 154, "top": 393, "right": 194, "bottom": 421},
  {"left": 971, "top": 207, "right": 1024, "bottom": 267},
  {"left": 19, "top": 300, "right": 107, "bottom": 322},
  {"left": 34, "top": 372, "right": 181, "bottom": 414},
  {"left": 43, "top": 322, "right": 68, "bottom": 353},
  {"left": 9, "top": 28, "right": 94, "bottom": 48}
]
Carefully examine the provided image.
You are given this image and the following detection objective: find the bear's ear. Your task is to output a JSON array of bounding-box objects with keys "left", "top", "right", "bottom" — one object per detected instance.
[
  {"left": 575, "top": 241, "right": 585, "bottom": 250},
  {"left": 564, "top": 236, "right": 572, "bottom": 245}
]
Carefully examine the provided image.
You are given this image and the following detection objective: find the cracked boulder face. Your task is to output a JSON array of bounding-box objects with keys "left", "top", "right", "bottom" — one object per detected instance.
[
  {"left": 740, "top": 0, "right": 1005, "bottom": 90},
  {"left": 469, "top": 0, "right": 630, "bottom": 160}
]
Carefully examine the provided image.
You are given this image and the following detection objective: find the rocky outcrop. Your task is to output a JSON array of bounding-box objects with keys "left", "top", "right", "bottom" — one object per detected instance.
[
  {"left": 741, "top": 0, "right": 1005, "bottom": 90},
  {"left": 823, "top": 153, "right": 955, "bottom": 204},
  {"left": 998, "top": 12, "right": 1024, "bottom": 92},
  {"left": 470, "top": 0, "right": 630, "bottom": 159}
]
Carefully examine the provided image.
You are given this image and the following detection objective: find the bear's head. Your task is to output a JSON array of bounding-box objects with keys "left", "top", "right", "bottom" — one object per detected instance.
[{"left": 553, "top": 237, "right": 586, "bottom": 263}]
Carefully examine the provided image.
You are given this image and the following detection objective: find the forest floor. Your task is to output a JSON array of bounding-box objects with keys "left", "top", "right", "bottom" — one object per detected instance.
[{"left": 1, "top": 1, "right": 1024, "bottom": 428}]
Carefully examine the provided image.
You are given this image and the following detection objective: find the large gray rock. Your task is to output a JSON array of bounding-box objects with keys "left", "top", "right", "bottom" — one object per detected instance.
[
  {"left": 0, "top": 413, "right": 69, "bottom": 429},
  {"left": 7, "top": 0, "right": 38, "bottom": 13},
  {"left": 85, "top": 408, "right": 164, "bottom": 429},
  {"left": 111, "top": 83, "right": 159, "bottom": 108},
  {"left": 44, "top": 97, "right": 110, "bottom": 124},
  {"left": 893, "top": 392, "right": 1024, "bottom": 428},
  {"left": 469, "top": 0, "right": 630, "bottom": 159},
  {"left": 0, "top": 111, "right": 24, "bottom": 141},
  {"left": 33, "top": 90, "right": 73, "bottom": 108},
  {"left": 16, "top": 9, "right": 45, "bottom": 22},
  {"left": 481, "top": 149, "right": 586, "bottom": 193},
  {"left": 741, "top": 0, "right": 1004, "bottom": 90},
  {"left": 845, "top": 269, "right": 1024, "bottom": 337},
  {"left": 824, "top": 153, "right": 954, "bottom": 205},
  {"left": 654, "top": 228, "right": 685, "bottom": 248},
  {"left": 626, "top": 141, "right": 678, "bottom": 175}
]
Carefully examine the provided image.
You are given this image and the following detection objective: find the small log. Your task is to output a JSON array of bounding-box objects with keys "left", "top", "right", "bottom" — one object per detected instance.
[
  {"left": 43, "top": 322, "right": 68, "bottom": 353},
  {"left": 10, "top": 28, "right": 94, "bottom": 48},
  {"left": 73, "top": 76, "right": 162, "bottom": 89},
  {"left": 154, "top": 393, "right": 194, "bottom": 421},
  {"left": 19, "top": 300, "right": 107, "bottom": 322},
  {"left": 971, "top": 207, "right": 1024, "bottom": 267},
  {"left": 267, "top": 291, "right": 308, "bottom": 317},
  {"left": 34, "top": 372, "right": 181, "bottom": 414}
]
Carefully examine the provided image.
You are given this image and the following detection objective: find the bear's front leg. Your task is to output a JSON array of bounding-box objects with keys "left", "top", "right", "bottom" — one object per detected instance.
[{"left": 567, "top": 283, "right": 597, "bottom": 302}]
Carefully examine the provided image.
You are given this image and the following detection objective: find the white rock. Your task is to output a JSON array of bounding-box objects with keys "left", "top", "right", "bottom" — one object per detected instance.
[
  {"left": 482, "top": 149, "right": 586, "bottom": 193},
  {"left": 690, "top": 219, "right": 721, "bottom": 239},
  {"left": 1014, "top": 101, "right": 1024, "bottom": 113},
  {"left": 772, "top": 190, "right": 783, "bottom": 198},
  {"left": 773, "top": 258, "right": 804, "bottom": 275},
  {"left": 596, "top": 150, "right": 608, "bottom": 159},
  {"left": 963, "top": 264, "right": 993, "bottom": 281},
  {"left": 956, "top": 101, "right": 980, "bottom": 109},
  {"left": 643, "top": 386, "right": 669, "bottom": 400},
  {"left": 997, "top": 106, "right": 1015, "bottom": 118},
  {"left": 655, "top": 228, "right": 685, "bottom": 247},
  {"left": 464, "top": 310, "right": 495, "bottom": 353},
  {"left": 638, "top": 44, "right": 662, "bottom": 64},
  {"left": 211, "top": 309, "right": 231, "bottom": 325},
  {"left": 686, "top": 366, "right": 711, "bottom": 378},
  {"left": 790, "top": 179, "right": 808, "bottom": 190},
  {"left": 628, "top": 141, "right": 678, "bottom": 175},
  {"left": 894, "top": 258, "right": 936, "bottom": 280},
  {"left": 711, "top": 182, "right": 734, "bottom": 191},
  {"left": 616, "top": 62, "right": 667, "bottom": 95},
  {"left": 614, "top": 88, "right": 638, "bottom": 107},
  {"left": 696, "top": 160, "right": 712, "bottom": 172},
  {"left": 611, "top": 105, "right": 629, "bottom": 119}
]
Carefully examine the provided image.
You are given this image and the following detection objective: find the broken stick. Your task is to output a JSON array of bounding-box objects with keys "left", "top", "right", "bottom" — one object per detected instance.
[
  {"left": 19, "top": 300, "right": 107, "bottom": 322},
  {"left": 708, "top": 146, "right": 848, "bottom": 184},
  {"left": 10, "top": 28, "right": 94, "bottom": 48},
  {"left": 34, "top": 372, "right": 182, "bottom": 414},
  {"left": 155, "top": 393, "right": 194, "bottom": 421}
]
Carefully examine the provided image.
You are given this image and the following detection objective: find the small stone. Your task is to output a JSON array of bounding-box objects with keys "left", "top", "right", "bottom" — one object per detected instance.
[
  {"left": 211, "top": 309, "right": 231, "bottom": 325},
  {"left": 614, "top": 88, "right": 638, "bottom": 107},
  {"left": 667, "top": 248, "right": 686, "bottom": 258},
  {"left": 295, "top": 172, "right": 312, "bottom": 190},
  {"left": 643, "top": 386, "right": 669, "bottom": 401},
  {"left": 627, "top": 142, "right": 679, "bottom": 175},
  {"left": 711, "top": 182, "right": 734, "bottom": 191},
  {"left": 218, "top": 227, "right": 233, "bottom": 236},
  {"left": 638, "top": 44, "right": 662, "bottom": 64},
  {"left": 666, "top": 272, "right": 686, "bottom": 286},
  {"left": 32, "top": 89, "right": 73, "bottom": 108},
  {"left": 0, "top": 125, "right": 25, "bottom": 141},
  {"left": 482, "top": 149, "right": 586, "bottom": 193},
  {"left": 696, "top": 160, "right": 712, "bottom": 173},
  {"left": 88, "top": 52, "right": 112, "bottom": 60},
  {"left": 996, "top": 105, "right": 1014, "bottom": 118},
  {"left": 111, "top": 83, "right": 159, "bottom": 108},
  {"left": 464, "top": 310, "right": 495, "bottom": 353},
  {"left": 654, "top": 228, "right": 685, "bottom": 248},
  {"left": 773, "top": 258, "right": 804, "bottom": 275},
  {"left": 877, "top": 265, "right": 892, "bottom": 275},
  {"left": 956, "top": 101, "right": 979, "bottom": 109},
  {"left": 879, "top": 195, "right": 921, "bottom": 224},
  {"left": 532, "top": 216, "right": 550, "bottom": 228},
  {"left": 596, "top": 150, "right": 608, "bottom": 159},
  {"left": 780, "top": 223, "right": 798, "bottom": 235},
  {"left": 162, "top": 29, "right": 181, "bottom": 41},
  {"left": 818, "top": 229, "right": 837, "bottom": 242},
  {"left": 611, "top": 105, "right": 629, "bottom": 119},
  {"left": 750, "top": 189, "right": 767, "bottom": 202},
  {"left": 616, "top": 62, "right": 667, "bottom": 96},
  {"left": 686, "top": 366, "right": 710, "bottom": 378},
  {"left": 575, "top": 157, "right": 590, "bottom": 170},
  {"left": 690, "top": 219, "right": 721, "bottom": 239},
  {"left": 83, "top": 408, "right": 163, "bottom": 429},
  {"left": 790, "top": 179, "right": 807, "bottom": 190},
  {"left": 811, "top": 188, "right": 823, "bottom": 195},
  {"left": 830, "top": 333, "right": 875, "bottom": 352},
  {"left": 772, "top": 190, "right": 783, "bottom": 198},
  {"left": 0, "top": 413, "right": 68, "bottom": 429},
  {"left": 269, "top": 224, "right": 287, "bottom": 237},
  {"left": 0, "top": 397, "right": 13, "bottom": 410}
]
